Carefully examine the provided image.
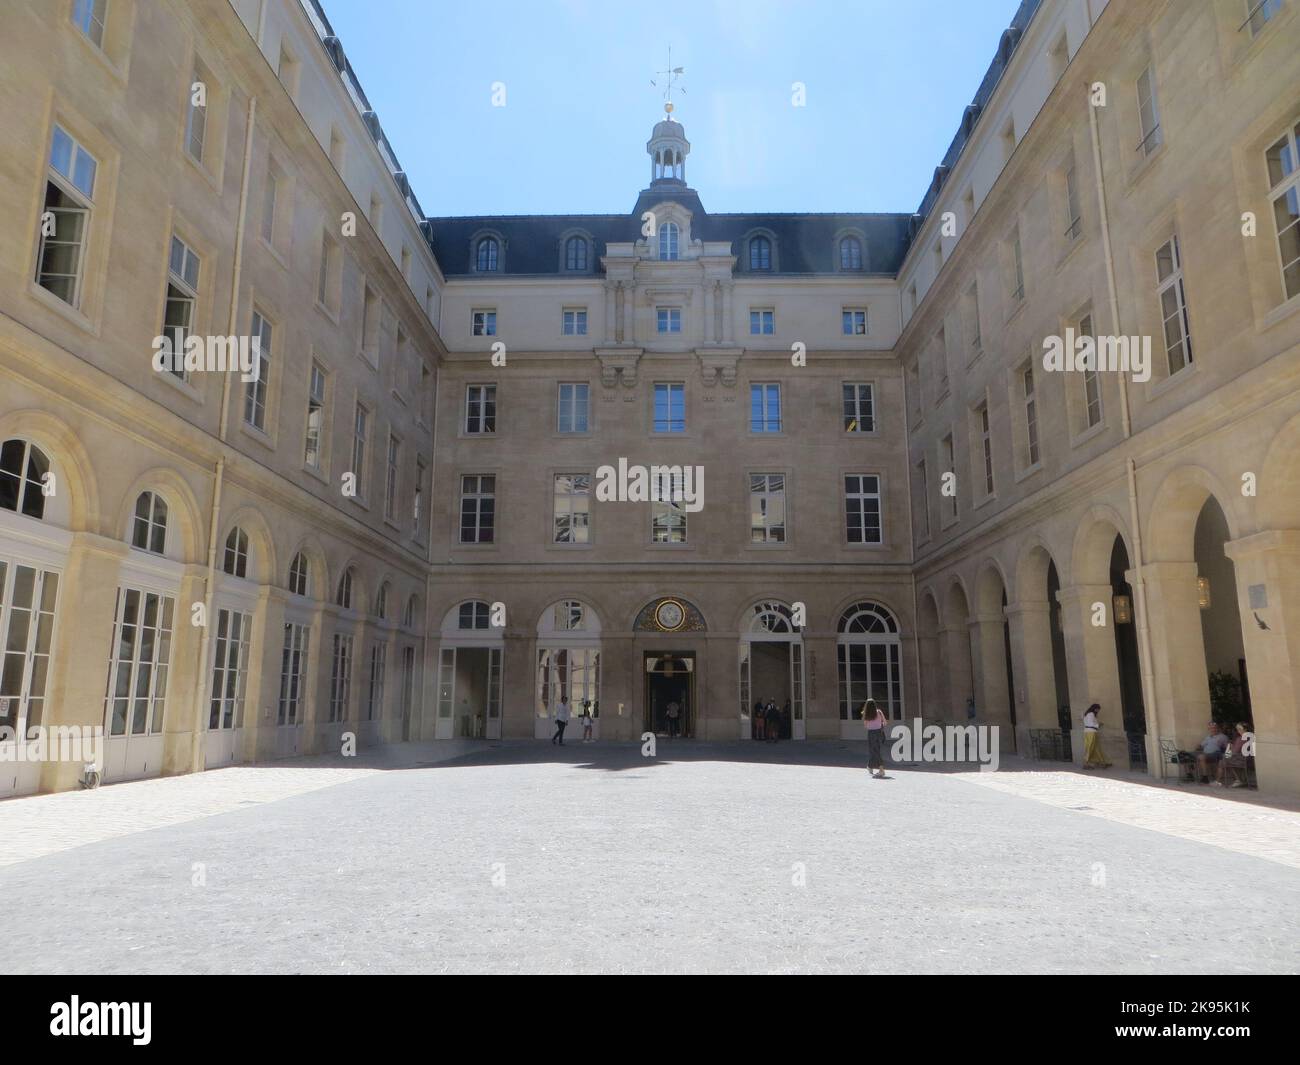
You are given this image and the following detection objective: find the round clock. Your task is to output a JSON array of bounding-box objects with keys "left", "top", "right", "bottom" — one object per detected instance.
[{"left": 655, "top": 599, "right": 686, "bottom": 631}]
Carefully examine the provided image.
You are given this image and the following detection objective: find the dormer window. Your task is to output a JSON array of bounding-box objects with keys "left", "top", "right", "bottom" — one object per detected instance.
[
  {"left": 659, "top": 222, "right": 680, "bottom": 261},
  {"left": 839, "top": 236, "right": 863, "bottom": 271},
  {"left": 475, "top": 236, "right": 499, "bottom": 272},
  {"left": 749, "top": 236, "right": 771, "bottom": 271},
  {"left": 564, "top": 236, "right": 588, "bottom": 271}
]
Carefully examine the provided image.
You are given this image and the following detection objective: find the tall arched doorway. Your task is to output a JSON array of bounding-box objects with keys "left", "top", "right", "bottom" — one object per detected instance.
[
  {"left": 436, "top": 600, "right": 503, "bottom": 740},
  {"left": 1195, "top": 497, "right": 1251, "bottom": 728},
  {"left": 738, "top": 600, "right": 806, "bottom": 741},
  {"left": 837, "top": 601, "right": 903, "bottom": 739},
  {"left": 535, "top": 599, "right": 601, "bottom": 740}
]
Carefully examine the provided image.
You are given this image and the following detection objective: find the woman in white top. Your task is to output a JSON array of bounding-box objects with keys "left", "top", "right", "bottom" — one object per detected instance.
[
  {"left": 862, "top": 699, "right": 888, "bottom": 778},
  {"left": 1082, "top": 702, "right": 1111, "bottom": 769}
]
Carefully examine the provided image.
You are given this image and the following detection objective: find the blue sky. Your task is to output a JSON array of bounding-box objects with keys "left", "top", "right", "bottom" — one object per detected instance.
[{"left": 322, "top": 0, "right": 1023, "bottom": 218}]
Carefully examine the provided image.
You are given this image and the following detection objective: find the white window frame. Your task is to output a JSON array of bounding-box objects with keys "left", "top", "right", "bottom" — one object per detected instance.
[{"left": 1155, "top": 235, "right": 1193, "bottom": 375}]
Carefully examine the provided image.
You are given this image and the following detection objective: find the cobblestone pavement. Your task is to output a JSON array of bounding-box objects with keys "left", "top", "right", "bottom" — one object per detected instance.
[{"left": 1, "top": 742, "right": 1297, "bottom": 974}]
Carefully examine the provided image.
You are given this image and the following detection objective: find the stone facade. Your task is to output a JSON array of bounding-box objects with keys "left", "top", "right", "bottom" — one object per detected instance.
[{"left": 3, "top": 0, "right": 1300, "bottom": 795}]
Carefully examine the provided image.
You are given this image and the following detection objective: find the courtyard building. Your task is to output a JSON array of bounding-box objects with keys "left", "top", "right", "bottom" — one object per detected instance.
[{"left": 1, "top": 0, "right": 1298, "bottom": 794}]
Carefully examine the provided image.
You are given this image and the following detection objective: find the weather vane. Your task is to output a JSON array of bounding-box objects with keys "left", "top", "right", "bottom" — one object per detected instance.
[{"left": 651, "top": 46, "right": 685, "bottom": 116}]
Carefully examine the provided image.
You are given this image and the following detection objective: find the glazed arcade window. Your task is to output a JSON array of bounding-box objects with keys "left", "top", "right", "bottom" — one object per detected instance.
[{"left": 0, "top": 439, "right": 51, "bottom": 520}]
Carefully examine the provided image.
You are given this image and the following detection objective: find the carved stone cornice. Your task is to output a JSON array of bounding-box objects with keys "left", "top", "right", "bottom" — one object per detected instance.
[
  {"left": 696, "top": 347, "right": 744, "bottom": 387},
  {"left": 595, "top": 347, "right": 643, "bottom": 388}
]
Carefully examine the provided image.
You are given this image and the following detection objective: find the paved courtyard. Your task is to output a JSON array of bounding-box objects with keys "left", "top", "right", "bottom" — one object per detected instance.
[{"left": 2, "top": 741, "right": 1298, "bottom": 974}]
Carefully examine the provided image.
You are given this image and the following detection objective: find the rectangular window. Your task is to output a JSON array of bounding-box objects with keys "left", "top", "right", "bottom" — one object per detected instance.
[
  {"left": 1010, "top": 230, "right": 1025, "bottom": 302},
  {"left": 261, "top": 162, "right": 278, "bottom": 244},
  {"left": 317, "top": 234, "right": 337, "bottom": 309},
  {"left": 749, "top": 309, "right": 774, "bottom": 335},
  {"left": 843, "top": 383, "right": 875, "bottom": 433},
  {"left": 1064, "top": 164, "right": 1082, "bottom": 241},
  {"left": 653, "top": 383, "right": 685, "bottom": 433},
  {"left": 384, "top": 433, "right": 400, "bottom": 522},
  {"left": 842, "top": 309, "right": 868, "bottom": 336},
  {"left": 0, "top": 562, "right": 60, "bottom": 735},
  {"left": 750, "top": 383, "right": 781, "bottom": 432},
  {"left": 656, "top": 307, "right": 682, "bottom": 334},
  {"left": 35, "top": 125, "right": 97, "bottom": 307},
  {"left": 1136, "top": 66, "right": 1162, "bottom": 157},
  {"left": 103, "top": 587, "right": 174, "bottom": 738},
  {"left": 1079, "top": 313, "right": 1103, "bottom": 428},
  {"left": 351, "top": 402, "right": 369, "bottom": 497},
  {"left": 208, "top": 608, "right": 251, "bottom": 731},
  {"left": 557, "top": 382, "right": 589, "bottom": 433},
  {"left": 185, "top": 66, "right": 207, "bottom": 163},
  {"left": 977, "top": 402, "right": 994, "bottom": 496},
  {"left": 749, "top": 473, "right": 786, "bottom": 543},
  {"left": 243, "top": 309, "right": 272, "bottom": 431},
  {"left": 943, "top": 434, "right": 958, "bottom": 520},
  {"left": 460, "top": 474, "right": 495, "bottom": 544},
  {"left": 413, "top": 456, "right": 426, "bottom": 534},
  {"left": 161, "top": 235, "right": 200, "bottom": 381},
  {"left": 465, "top": 384, "right": 496, "bottom": 434},
  {"left": 72, "top": 0, "right": 107, "bottom": 48},
  {"left": 1155, "top": 236, "right": 1193, "bottom": 375},
  {"left": 553, "top": 473, "right": 591, "bottom": 544},
  {"left": 472, "top": 308, "right": 496, "bottom": 336},
  {"left": 1266, "top": 120, "right": 1300, "bottom": 301},
  {"left": 651, "top": 471, "right": 687, "bottom": 544},
  {"left": 916, "top": 458, "right": 931, "bottom": 540},
  {"left": 1023, "top": 364, "right": 1040, "bottom": 467},
  {"left": 304, "top": 361, "right": 326, "bottom": 469},
  {"left": 329, "top": 633, "right": 353, "bottom": 723},
  {"left": 562, "top": 308, "right": 587, "bottom": 336},
  {"left": 367, "top": 643, "right": 387, "bottom": 721},
  {"left": 845, "top": 474, "right": 883, "bottom": 545},
  {"left": 277, "top": 622, "right": 309, "bottom": 726}
]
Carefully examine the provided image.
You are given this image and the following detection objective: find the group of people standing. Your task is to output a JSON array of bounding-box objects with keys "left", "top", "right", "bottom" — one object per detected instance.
[{"left": 751, "top": 699, "right": 790, "bottom": 741}]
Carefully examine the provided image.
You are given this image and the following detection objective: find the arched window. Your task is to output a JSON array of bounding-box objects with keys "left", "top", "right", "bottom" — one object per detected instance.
[
  {"left": 288, "top": 552, "right": 310, "bottom": 597},
  {"left": 375, "top": 581, "right": 389, "bottom": 619},
  {"left": 564, "top": 236, "right": 588, "bottom": 272},
  {"left": 458, "top": 600, "right": 491, "bottom": 629},
  {"left": 0, "top": 438, "right": 50, "bottom": 520},
  {"left": 839, "top": 236, "right": 864, "bottom": 271},
  {"left": 131, "top": 491, "right": 168, "bottom": 554},
  {"left": 403, "top": 593, "right": 419, "bottom": 628},
  {"left": 658, "top": 222, "right": 679, "bottom": 261},
  {"left": 748, "top": 601, "right": 794, "bottom": 634},
  {"left": 838, "top": 601, "right": 899, "bottom": 634},
  {"left": 337, "top": 567, "right": 355, "bottom": 609},
  {"left": 749, "top": 236, "right": 771, "bottom": 271},
  {"left": 837, "top": 600, "right": 902, "bottom": 721},
  {"left": 475, "top": 236, "right": 499, "bottom": 272},
  {"left": 222, "top": 527, "right": 248, "bottom": 578}
]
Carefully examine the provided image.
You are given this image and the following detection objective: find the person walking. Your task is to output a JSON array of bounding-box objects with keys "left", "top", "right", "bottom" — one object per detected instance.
[
  {"left": 862, "top": 699, "right": 887, "bottom": 778},
  {"left": 666, "top": 698, "right": 680, "bottom": 739},
  {"left": 552, "top": 696, "right": 571, "bottom": 746},
  {"left": 1081, "top": 703, "right": 1111, "bottom": 768},
  {"left": 580, "top": 702, "right": 594, "bottom": 743}
]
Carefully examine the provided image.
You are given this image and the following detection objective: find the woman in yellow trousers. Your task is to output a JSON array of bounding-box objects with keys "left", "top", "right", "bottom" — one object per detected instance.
[{"left": 1082, "top": 702, "right": 1111, "bottom": 769}]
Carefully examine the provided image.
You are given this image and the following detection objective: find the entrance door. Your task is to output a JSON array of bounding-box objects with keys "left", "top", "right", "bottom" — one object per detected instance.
[
  {"left": 206, "top": 607, "right": 251, "bottom": 767},
  {"left": 644, "top": 652, "right": 694, "bottom": 737},
  {"left": 738, "top": 639, "right": 806, "bottom": 740},
  {"left": 435, "top": 645, "right": 502, "bottom": 740}
]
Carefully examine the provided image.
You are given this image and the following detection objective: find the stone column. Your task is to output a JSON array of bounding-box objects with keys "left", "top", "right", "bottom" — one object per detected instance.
[
  {"left": 970, "top": 612, "right": 1014, "bottom": 751},
  {"left": 1137, "top": 561, "right": 1210, "bottom": 749},
  {"left": 301, "top": 603, "right": 329, "bottom": 754},
  {"left": 939, "top": 623, "right": 973, "bottom": 721},
  {"left": 1004, "top": 599, "right": 1057, "bottom": 752},
  {"left": 601, "top": 634, "right": 637, "bottom": 741},
  {"left": 702, "top": 281, "right": 716, "bottom": 345},
  {"left": 245, "top": 587, "right": 289, "bottom": 763},
  {"left": 622, "top": 282, "right": 634, "bottom": 346},
  {"left": 501, "top": 631, "right": 533, "bottom": 740},
  {"left": 721, "top": 283, "right": 734, "bottom": 344},
  {"left": 603, "top": 281, "right": 616, "bottom": 345},
  {"left": 162, "top": 567, "right": 211, "bottom": 777},
  {"left": 1224, "top": 530, "right": 1300, "bottom": 793},
  {"left": 39, "top": 534, "right": 126, "bottom": 793},
  {"left": 1057, "top": 583, "right": 1126, "bottom": 765}
]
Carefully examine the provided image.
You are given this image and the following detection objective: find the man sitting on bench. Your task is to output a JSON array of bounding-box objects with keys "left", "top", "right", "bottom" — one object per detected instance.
[{"left": 1195, "top": 721, "right": 1229, "bottom": 784}]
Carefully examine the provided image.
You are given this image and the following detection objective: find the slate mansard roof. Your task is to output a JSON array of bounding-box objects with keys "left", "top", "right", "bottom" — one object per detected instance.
[{"left": 425, "top": 193, "right": 913, "bottom": 278}]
